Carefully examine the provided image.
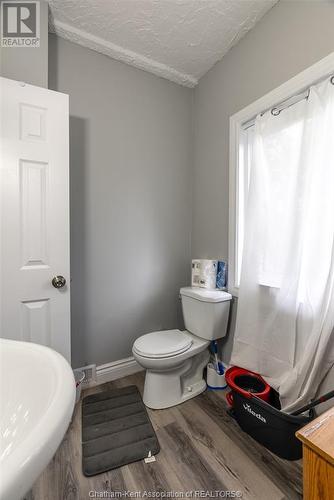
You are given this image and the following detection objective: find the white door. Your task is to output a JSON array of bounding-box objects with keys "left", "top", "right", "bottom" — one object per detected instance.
[{"left": 0, "top": 77, "right": 71, "bottom": 362}]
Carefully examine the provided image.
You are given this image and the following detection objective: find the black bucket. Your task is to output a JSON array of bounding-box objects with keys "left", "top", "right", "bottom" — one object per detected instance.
[
  {"left": 232, "top": 391, "right": 314, "bottom": 460},
  {"left": 234, "top": 374, "right": 267, "bottom": 393}
]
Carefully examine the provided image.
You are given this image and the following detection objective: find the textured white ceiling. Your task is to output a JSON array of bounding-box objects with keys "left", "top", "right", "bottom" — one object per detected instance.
[{"left": 48, "top": 0, "right": 277, "bottom": 87}]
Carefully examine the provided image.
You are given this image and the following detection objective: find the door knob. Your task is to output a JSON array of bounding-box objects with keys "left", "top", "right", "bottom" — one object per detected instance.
[{"left": 52, "top": 275, "right": 66, "bottom": 288}]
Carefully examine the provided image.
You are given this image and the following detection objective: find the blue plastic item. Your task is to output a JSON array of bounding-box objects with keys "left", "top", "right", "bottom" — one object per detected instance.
[
  {"left": 216, "top": 261, "right": 227, "bottom": 289},
  {"left": 207, "top": 362, "right": 227, "bottom": 390}
]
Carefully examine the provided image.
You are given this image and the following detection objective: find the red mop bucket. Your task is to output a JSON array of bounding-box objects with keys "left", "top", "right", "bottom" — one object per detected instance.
[{"left": 225, "top": 366, "right": 271, "bottom": 407}]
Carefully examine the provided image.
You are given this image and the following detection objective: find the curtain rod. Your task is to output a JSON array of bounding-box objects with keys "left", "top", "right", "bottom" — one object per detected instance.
[{"left": 242, "top": 74, "right": 334, "bottom": 131}]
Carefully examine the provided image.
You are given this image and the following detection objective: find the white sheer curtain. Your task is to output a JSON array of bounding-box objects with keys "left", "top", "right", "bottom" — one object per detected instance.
[{"left": 231, "top": 78, "right": 334, "bottom": 411}]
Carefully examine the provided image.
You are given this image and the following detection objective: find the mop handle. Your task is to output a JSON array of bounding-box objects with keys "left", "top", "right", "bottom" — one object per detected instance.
[{"left": 291, "top": 389, "right": 334, "bottom": 416}]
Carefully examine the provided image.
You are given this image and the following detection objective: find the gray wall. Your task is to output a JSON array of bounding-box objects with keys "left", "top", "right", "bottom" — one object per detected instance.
[
  {"left": 192, "top": 0, "right": 334, "bottom": 411},
  {"left": 0, "top": 0, "right": 48, "bottom": 87},
  {"left": 192, "top": 0, "right": 334, "bottom": 363},
  {"left": 47, "top": 0, "right": 334, "bottom": 389},
  {"left": 192, "top": 0, "right": 334, "bottom": 262},
  {"left": 48, "top": 34, "right": 193, "bottom": 368}
]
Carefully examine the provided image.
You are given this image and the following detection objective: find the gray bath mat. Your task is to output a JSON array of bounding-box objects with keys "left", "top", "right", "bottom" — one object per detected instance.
[{"left": 82, "top": 385, "right": 160, "bottom": 476}]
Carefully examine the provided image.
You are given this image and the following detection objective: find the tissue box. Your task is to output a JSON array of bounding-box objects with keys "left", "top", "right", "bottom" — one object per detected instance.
[
  {"left": 192, "top": 259, "right": 218, "bottom": 289},
  {"left": 216, "top": 260, "right": 228, "bottom": 289}
]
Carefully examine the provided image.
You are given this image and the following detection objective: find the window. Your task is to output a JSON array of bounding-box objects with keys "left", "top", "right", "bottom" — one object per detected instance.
[
  {"left": 228, "top": 53, "right": 334, "bottom": 297},
  {"left": 235, "top": 125, "right": 253, "bottom": 288}
]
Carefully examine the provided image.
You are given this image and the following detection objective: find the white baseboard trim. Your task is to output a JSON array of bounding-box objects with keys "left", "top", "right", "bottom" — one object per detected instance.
[{"left": 89, "top": 356, "right": 143, "bottom": 387}]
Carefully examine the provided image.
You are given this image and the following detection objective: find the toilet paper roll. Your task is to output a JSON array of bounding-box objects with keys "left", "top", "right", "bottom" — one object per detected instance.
[{"left": 192, "top": 259, "right": 218, "bottom": 289}]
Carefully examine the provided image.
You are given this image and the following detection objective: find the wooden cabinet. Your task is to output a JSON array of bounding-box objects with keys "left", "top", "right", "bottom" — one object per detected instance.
[{"left": 296, "top": 406, "right": 334, "bottom": 499}]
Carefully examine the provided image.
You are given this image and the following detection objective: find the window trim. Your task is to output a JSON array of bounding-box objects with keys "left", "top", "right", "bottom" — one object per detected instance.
[{"left": 228, "top": 52, "right": 334, "bottom": 297}]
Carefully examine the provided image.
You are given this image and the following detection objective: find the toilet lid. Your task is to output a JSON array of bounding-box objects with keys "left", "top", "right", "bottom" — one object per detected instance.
[{"left": 133, "top": 330, "right": 193, "bottom": 358}]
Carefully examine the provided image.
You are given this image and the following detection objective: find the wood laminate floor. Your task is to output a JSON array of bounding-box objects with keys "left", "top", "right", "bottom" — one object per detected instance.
[{"left": 29, "top": 372, "right": 302, "bottom": 500}]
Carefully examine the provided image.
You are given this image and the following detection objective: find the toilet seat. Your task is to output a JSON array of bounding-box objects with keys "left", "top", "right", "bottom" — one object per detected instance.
[{"left": 133, "top": 329, "right": 193, "bottom": 359}]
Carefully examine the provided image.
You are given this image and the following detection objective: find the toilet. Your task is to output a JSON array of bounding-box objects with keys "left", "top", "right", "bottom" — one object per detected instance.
[{"left": 132, "top": 287, "right": 232, "bottom": 409}]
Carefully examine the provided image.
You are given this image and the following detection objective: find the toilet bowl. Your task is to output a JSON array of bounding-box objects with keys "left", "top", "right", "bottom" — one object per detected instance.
[
  {"left": 133, "top": 329, "right": 210, "bottom": 409},
  {"left": 132, "top": 287, "right": 232, "bottom": 409}
]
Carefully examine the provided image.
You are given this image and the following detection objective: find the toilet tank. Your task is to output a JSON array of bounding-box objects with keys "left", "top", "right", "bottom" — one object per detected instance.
[{"left": 180, "top": 287, "right": 232, "bottom": 340}]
